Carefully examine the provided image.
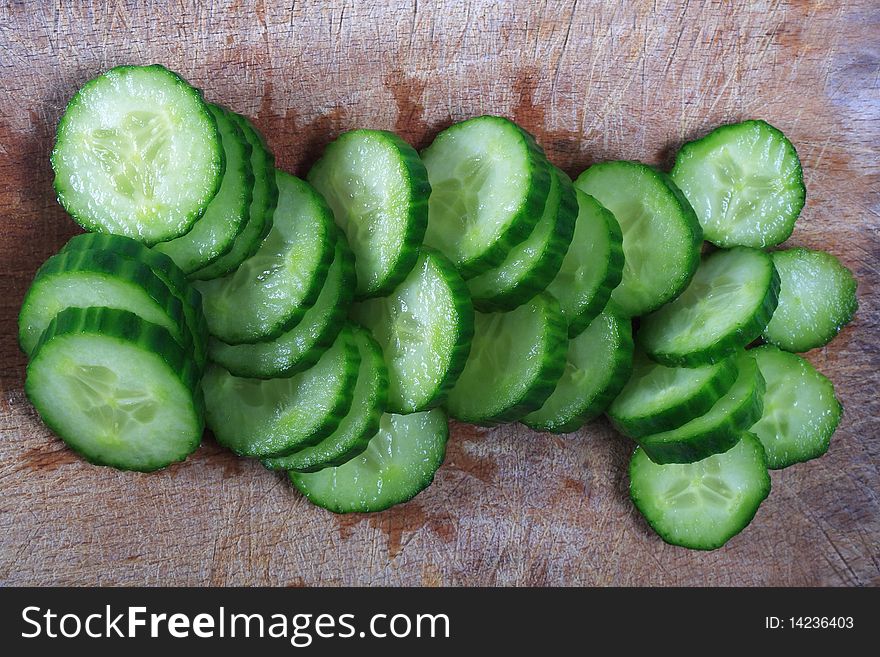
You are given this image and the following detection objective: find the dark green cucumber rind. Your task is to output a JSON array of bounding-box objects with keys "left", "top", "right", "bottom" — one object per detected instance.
[
  {"left": 25, "top": 306, "right": 204, "bottom": 472},
  {"left": 608, "top": 355, "right": 740, "bottom": 439},
  {"left": 154, "top": 104, "right": 254, "bottom": 274},
  {"left": 641, "top": 248, "right": 780, "bottom": 367},
  {"left": 262, "top": 326, "right": 388, "bottom": 472},
  {"left": 468, "top": 167, "right": 578, "bottom": 313},
  {"left": 637, "top": 353, "right": 766, "bottom": 464},
  {"left": 51, "top": 65, "right": 225, "bottom": 245},
  {"left": 207, "top": 228, "right": 354, "bottom": 378},
  {"left": 522, "top": 305, "right": 634, "bottom": 434},
  {"left": 308, "top": 129, "right": 430, "bottom": 300},
  {"left": 59, "top": 232, "right": 208, "bottom": 369},
  {"left": 19, "top": 248, "right": 190, "bottom": 356},
  {"left": 191, "top": 113, "right": 279, "bottom": 280},
  {"left": 672, "top": 120, "right": 805, "bottom": 249},
  {"left": 762, "top": 248, "right": 858, "bottom": 353},
  {"left": 629, "top": 432, "right": 771, "bottom": 551}
]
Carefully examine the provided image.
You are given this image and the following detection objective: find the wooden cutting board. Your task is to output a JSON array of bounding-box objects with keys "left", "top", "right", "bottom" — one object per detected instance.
[{"left": 1, "top": 0, "right": 877, "bottom": 586}]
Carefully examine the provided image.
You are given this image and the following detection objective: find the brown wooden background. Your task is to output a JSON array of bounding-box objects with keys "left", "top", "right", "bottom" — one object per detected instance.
[{"left": 1, "top": 0, "right": 877, "bottom": 586}]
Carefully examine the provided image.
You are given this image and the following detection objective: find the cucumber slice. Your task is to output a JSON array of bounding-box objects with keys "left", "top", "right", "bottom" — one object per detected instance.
[
  {"left": 522, "top": 305, "right": 634, "bottom": 433},
  {"left": 351, "top": 248, "right": 474, "bottom": 414},
  {"left": 19, "top": 248, "right": 188, "bottom": 356},
  {"left": 671, "top": 120, "right": 805, "bottom": 248},
  {"left": 762, "top": 248, "right": 858, "bottom": 353},
  {"left": 207, "top": 230, "right": 354, "bottom": 379},
  {"left": 575, "top": 161, "right": 702, "bottom": 317},
  {"left": 630, "top": 432, "right": 771, "bottom": 550},
  {"left": 467, "top": 165, "right": 578, "bottom": 312},
  {"left": 750, "top": 345, "right": 842, "bottom": 469},
  {"left": 638, "top": 351, "right": 765, "bottom": 464},
  {"left": 546, "top": 189, "right": 625, "bottom": 336},
  {"left": 638, "top": 247, "right": 780, "bottom": 367},
  {"left": 203, "top": 324, "right": 360, "bottom": 458},
  {"left": 608, "top": 352, "right": 740, "bottom": 439},
  {"left": 154, "top": 104, "right": 253, "bottom": 275},
  {"left": 60, "top": 232, "right": 208, "bottom": 369},
  {"left": 446, "top": 292, "right": 567, "bottom": 425},
  {"left": 308, "top": 129, "right": 429, "bottom": 298},
  {"left": 422, "top": 116, "right": 551, "bottom": 278},
  {"left": 51, "top": 65, "right": 224, "bottom": 245},
  {"left": 191, "top": 113, "right": 278, "bottom": 280},
  {"left": 263, "top": 326, "right": 388, "bottom": 472},
  {"left": 290, "top": 409, "right": 448, "bottom": 513},
  {"left": 194, "top": 171, "right": 335, "bottom": 344},
  {"left": 25, "top": 307, "right": 203, "bottom": 472}
]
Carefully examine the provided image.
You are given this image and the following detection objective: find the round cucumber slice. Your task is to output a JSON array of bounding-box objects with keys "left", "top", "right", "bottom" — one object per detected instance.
[
  {"left": 154, "top": 104, "right": 254, "bottom": 275},
  {"left": 749, "top": 345, "right": 842, "bottom": 469},
  {"left": 671, "top": 120, "right": 805, "bottom": 248},
  {"left": 351, "top": 247, "right": 474, "bottom": 414},
  {"left": 308, "top": 129, "right": 429, "bottom": 299},
  {"left": 630, "top": 432, "right": 771, "bottom": 550},
  {"left": 263, "top": 326, "right": 388, "bottom": 472},
  {"left": 25, "top": 307, "right": 203, "bottom": 472},
  {"left": 608, "top": 352, "right": 740, "bottom": 439},
  {"left": 194, "top": 171, "right": 335, "bottom": 345},
  {"left": 762, "top": 248, "right": 858, "bottom": 353},
  {"left": 51, "top": 65, "right": 224, "bottom": 245},
  {"left": 575, "top": 161, "right": 702, "bottom": 317},
  {"left": 638, "top": 247, "right": 780, "bottom": 367},
  {"left": 446, "top": 291, "right": 567, "bottom": 425},
  {"left": 467, "top": 165, "right": 578, "bottom": 312},
  {"left": 290, "top": 409, "right": 448, "bottom": 513},
  {"left": 637, "top": 351, "right": 765, "bottom": 465},
  {"left": 546, "top": 188, "right": 624, "bottom": 336},
  {"left": 522, "top": 304, "right": 634, "bottom": 433},
  {"left": 422, "top": 116, "right": 551, "bottom": 278},
  {"left": 208, "top": 229, "right": 354, "bottom": 379}
]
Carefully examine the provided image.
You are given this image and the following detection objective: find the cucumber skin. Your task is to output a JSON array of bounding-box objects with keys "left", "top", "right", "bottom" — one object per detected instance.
[
  {"left": 26, "top": 306, "right": 204, "bottom": 472},
  {"left": 52, "top": 65, "right": 225, "bottom": 246},
  {"left": 641, "top": 247, "right": 781, "bottom": 367}
]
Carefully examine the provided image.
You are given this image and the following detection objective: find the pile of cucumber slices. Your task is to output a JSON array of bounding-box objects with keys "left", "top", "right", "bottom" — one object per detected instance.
[{"left": 20, "top": 65, "right": 857, "bottom": 550}]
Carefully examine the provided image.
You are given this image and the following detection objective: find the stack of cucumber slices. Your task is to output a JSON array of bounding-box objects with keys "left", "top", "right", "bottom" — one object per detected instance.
[{"left": 21, "top": 65, "right": 857, "bottom": 551}]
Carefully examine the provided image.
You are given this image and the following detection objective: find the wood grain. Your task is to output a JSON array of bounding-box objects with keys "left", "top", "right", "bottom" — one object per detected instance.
[{"left": 0, "top": 0, "right": 878, "bottom": 586}]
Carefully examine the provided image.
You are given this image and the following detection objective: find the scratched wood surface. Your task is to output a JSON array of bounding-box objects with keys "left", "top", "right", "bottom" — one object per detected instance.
[{"left": 0, "top": 0, "right": 878, "bottom": 586}]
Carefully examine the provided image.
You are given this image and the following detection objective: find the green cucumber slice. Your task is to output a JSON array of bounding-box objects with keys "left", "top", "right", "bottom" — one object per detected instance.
[
  {"left": 25, "top": 307, "right": 203, "bottom": 472},
  {"left": 263, "top": 326, "right": 388, "bottom": 472},
  {"left": 191, "top": 113, "right": 278, "bottom": 280},
  {"left": 207, "top": 229, "right": 354, "bottom": 378},
  {"left": 19, "top": 248, "right": 188, "bottom": 356},
  {"left": 467, "top": 165, "right": 578, "bottom": 312},
  {"left": 608, "top": 352, "right": 740, "bottom": 439},
  {"left": 630, "top": 432, "right": 770, "bottom": 550},
  {"left": 749, "top": 345, "right": 842, "bottom": 469},
  {"left": 522, "top": 304, "right": 634, "bottom": 433},
  {"left": 575, "top": 161, "right": 702, "bottom": 317},
  {"left": 60, "top": 232, "right": 208, "bottom": 369},
  {"left": 637, "top": 351, "right": 765, "bottom": 464},
  {"left": 671, "top": 120, "right": 805, "bottom": 248},
  {"left": 51, "top": 65, "right": 224, "bottom": 245},
  {"left": 154, "top": 104, "right": 253, "bottom": 274},
  {"left": 351, "top": 248, "right": 474, "bottom": 414},
  {"left": 546, "top": 189, "right": 625, "bottom": 336},
  {"left": 638, "top": 247, "right": 780, "bottom": 367},
  {"left": 422, "top": 116, "right": 551, "bottom": 278},
  {"left": 203, "top": 324, "right": 360, "bottom": 458},
  {"left": 446, "top": 291, "right": 567, "bottom": 425},
  {"left": 290, "top": 409, "right": 448, "bottom": 513},
  {"left": 194, "top": 171, "right": 335, "bottom": 344},
  {"left": 762, "top": 248, "right": 858, "bottom": 353},
  {"left": 308, "top": 129, "right": 429, "bottom": 298}
]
